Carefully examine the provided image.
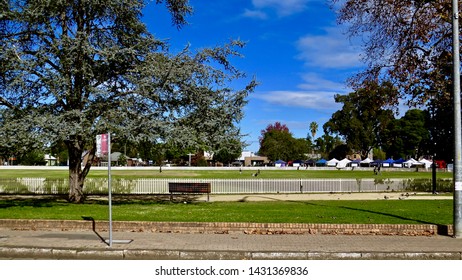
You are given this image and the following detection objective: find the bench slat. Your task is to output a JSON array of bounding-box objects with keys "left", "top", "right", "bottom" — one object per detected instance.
[
  {"left": 168, "top": 182, "right": 211, "bottom": 193},
  {"left": 168, "top": 182, "right": 211, "bottom": 202}
]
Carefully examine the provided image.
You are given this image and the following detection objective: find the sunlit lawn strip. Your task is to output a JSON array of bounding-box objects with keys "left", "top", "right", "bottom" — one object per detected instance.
[
  {"left": 0, "top": 169, "right": 452, "bottom": 180},
  {"left": 0, "top": 199, "right": 452, "bottom": 225}
]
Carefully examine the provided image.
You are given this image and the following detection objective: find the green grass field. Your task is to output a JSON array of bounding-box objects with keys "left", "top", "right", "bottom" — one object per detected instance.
[
  {"left": 0, "top": 167, "right": 453, "bottom": 180},
  {"left": 0, "top": 167, "right": 454, "bottom": 225},
  {"left": 0, "top": 197, "right": 453, "bottom": 225}
]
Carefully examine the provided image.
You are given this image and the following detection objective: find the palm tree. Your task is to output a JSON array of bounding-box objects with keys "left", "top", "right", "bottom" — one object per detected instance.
[
  {"left": 308, "top": 121, "right": 319, "bottom": 157},
  {"left": 309, "top": 121, "right": 318, "bottom": 139}
]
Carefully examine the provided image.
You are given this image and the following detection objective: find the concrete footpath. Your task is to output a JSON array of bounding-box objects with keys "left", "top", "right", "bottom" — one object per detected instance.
[
  {"left": 1, "top": 193, "right": 461, "bottom": 260},
  {"left": 1, "top": 228, "right": 462, "bottom": 260}
]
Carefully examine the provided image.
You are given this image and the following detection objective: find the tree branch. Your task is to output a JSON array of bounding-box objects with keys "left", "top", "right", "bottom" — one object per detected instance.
[
  {"left": 0, "top": 97, "right": 16, "bottom": 110},
  {"left": 81, "top": 143, "right": 96, "bottom": 179}
]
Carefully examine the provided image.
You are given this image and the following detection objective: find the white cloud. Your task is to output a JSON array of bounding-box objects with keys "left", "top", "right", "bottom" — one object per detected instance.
[
  {"left": 244, "top": 72, "right": 348, "bottom": 148},
  {"left": 242, "top": 9, "right": 268, "bottom": 20},
  {"left": 298, "top": 73, "right": 348, "bottom": 92},
  {"left": 252, "top": 0, "right": 310, "bottom": 16},
  {"left": 243, "top": 0, "right": 311, "bottom": 19},
  {"left": 296, "top": 27, "right": 363, "bottom": 69},
  {"left": 253, "top": 90, "right": 339, "bottom": 111},
  {"left": 252, "top": 72, "right": 349, "bottom": 111}
]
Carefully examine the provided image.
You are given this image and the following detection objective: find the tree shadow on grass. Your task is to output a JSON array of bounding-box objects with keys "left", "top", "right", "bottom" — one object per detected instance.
[
  {"left": 336, "top": 205, "right": 451, "bottom": 236},
  {"left": 0, "top": 194, "right": 200, "bottom": 208},
  {"left": 235, "top": 196, "right": 452, "bottom": 236},
  {"left": 295, "top": 200, "right": 451, "bottom": 236},
  {"left": 0, "top": 194, "right": 452, "bottom": 236},
  {"left": 0, "top": 195, "right": 68, "bottom": 208},
  {"left": 235, "top": 196, "right": 440, "bottom": 225},
  {"left": 237, "top": 195, "right": 291, "bottom": 202},
  {"left": 105, "top": 194, "right": 205, "bottom": 205}
]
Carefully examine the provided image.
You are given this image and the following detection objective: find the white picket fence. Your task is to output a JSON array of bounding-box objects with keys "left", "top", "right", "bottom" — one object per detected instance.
[{"left": 0, "top": 178, "right": 406, "bottom": 194}]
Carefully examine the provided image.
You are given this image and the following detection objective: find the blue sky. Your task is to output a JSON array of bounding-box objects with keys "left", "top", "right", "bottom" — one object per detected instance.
[{"left": 143, "top": 0, "right": 365, "bottom": 153}]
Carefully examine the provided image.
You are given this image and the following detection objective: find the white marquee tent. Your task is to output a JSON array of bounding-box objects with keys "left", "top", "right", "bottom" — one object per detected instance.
[
  {"left": 403, "top": 158, "right": 424, "bottom": 168},
  {"left": 419, "top": 158, "right": 432, "bottom": 169},
  {"left": 360, "top": 158, "right": 372, "bottom": 166},
  {"left": 327, "top": 158, "right": 339, "bottom": 167},
  {"left": 336, "top": 158, "right": 351, "bottom": 168}
]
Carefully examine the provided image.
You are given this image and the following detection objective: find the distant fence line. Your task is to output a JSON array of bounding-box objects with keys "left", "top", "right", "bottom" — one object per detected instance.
[{"left": 0, "top": 178, "right": 452, "bottom": 195}]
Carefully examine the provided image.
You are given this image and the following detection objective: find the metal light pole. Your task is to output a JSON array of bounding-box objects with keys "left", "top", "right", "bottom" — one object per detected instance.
[
  {"left": 452, "top": 0, "right": 462, "bottom": 238},
  {"left": 108, "top": 132, "right": 113, "bottom": 246},
  {"left": 105, "top": 133, "right": 132, "bottom": 246},
  {"left": 430, "top": 93, "right": 437, "bottom": 194},
  {"left": 187, "top": 153, "right": 194, "bottom": 167}
]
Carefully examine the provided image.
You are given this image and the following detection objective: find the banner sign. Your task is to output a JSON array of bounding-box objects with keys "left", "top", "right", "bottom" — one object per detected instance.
[{"left": 96, "top": 134, "right": 109, "bottom": 157}]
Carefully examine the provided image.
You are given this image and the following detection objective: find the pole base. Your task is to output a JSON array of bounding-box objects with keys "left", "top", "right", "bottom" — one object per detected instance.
[{"left": 105, "top": 239, "right": 133, "bottom": 244}]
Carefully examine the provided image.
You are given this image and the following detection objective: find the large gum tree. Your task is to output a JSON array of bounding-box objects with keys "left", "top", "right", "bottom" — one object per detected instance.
[
  {"left": 331, "top": 0, "right": 454, "bottom": 105},
  {"left": 0, "top": 0, "right": 256, "bottom": 203}
]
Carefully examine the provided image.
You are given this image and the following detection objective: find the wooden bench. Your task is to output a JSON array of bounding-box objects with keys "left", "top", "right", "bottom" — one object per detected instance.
[{"left": 168, "top": 182, "right": 211, "bottom": 202}]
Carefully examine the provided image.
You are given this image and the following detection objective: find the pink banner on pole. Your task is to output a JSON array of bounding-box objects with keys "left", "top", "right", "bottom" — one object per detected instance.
[
  {"left": 101, "top": 134, "right": 108, "bottom": 155},
  {"left": 96, "top": 134, "right": 109, "bottom": 156}
]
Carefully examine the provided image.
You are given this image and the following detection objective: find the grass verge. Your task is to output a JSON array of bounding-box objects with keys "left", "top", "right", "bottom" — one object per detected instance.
[
  {"left": 0, "top": 168, "right": 453, "bottom": 180},
  {"left": 0, "top": 196, "right": 452, "bottom": 225}
]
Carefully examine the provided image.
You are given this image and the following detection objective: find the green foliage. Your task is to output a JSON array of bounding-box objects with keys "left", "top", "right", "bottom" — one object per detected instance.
[
  {"left": 19, "top": 150, "right": 46, "bottom": 166},
  {"left": 328, "top": 144, "right": 350, "bottom": 160},
  {"left": 382, "top": 109, "right": 430, "bottom": 159},
  {"left": 111, "top": 179, "right": 137, "bottom": 194},
  {"left": 324, "top": 81, "right": 396, "bottom": 159},
  {"left": 259, "top": 129, "right": 291, "bottom": 161},
  {"left": 0, "top": 179, "right": 32, "bottom": 194},
  {"left": 314, "top": 134, "right": 344, "bottom": 159},
  {"left": 164, "top": 144, "right": 194, "bottom": 165},
  {"left": 195, "top": 157, "right": 209, "bottom": 167},
  {"left": 259, "top": 122, "right": 310, "bottom": 161},
  {"left": 309, "top": 121, "right": 318, "bottom": 139},
  {"left": 292, "top": 138, "right": 310, "bottom": 160},
  {"left": 332, "top": 0, "right": 453, "bottom": 106},
  {"left": 0, "top": 109, "right": 47, "bottom": 162},
  {"left": 1, "top": 1, "right": 256, "bottom": 202},
  {"left": 332, "top": 0, "right": 459, "bottom": 162},
  {"left": 213, "top": 145, "right": 242, "bottom": 165},
  {"left": 49, "top": 141, "right": 68, "bottom": 166},
  {"left": 403, "top": 178, "right": 453, "bottom": 193},
  {"left": 118, "top": 154, "right": 128, "bottom": 167},
  {"left": 425, "top": 94, "right": 454, "bottom": 162},
  {"left": 372, "top": 148, "right": 386, "bottom": 160},
  {"left": 0, "top": 178, "right": 70, "bottom": 194}
]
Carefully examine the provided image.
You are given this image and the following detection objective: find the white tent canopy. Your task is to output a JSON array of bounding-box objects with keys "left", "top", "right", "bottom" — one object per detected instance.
[
  {"left": 327, "top": 158, "right": 339, "bottom": 167},
  {"left": 403, "top": 158, "right": 423, "bottom": 168},
  {"left": 360, "top": 158, "right": 372, "bottom": 164},
  {"left": 419, "top": 158, "right": 432, "bottom": 169},
  {"left": 336, "top": 158, "right": 351, "bottom": 168}
]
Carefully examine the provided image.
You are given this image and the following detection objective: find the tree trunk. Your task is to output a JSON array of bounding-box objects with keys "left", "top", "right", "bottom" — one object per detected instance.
[
  {"left": 68, "top": 160, "right": 85, "bottom": 203},
  {"left": 66, "top": 137, "right": 95, "bottom": 203}
]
